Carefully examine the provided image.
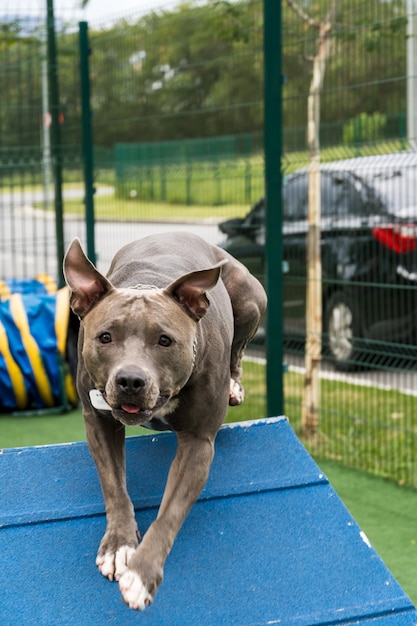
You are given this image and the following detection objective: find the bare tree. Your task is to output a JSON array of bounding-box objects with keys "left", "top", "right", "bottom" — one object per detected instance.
[{"left": 286, "top": 0, "right": 337, "bottom": 438}]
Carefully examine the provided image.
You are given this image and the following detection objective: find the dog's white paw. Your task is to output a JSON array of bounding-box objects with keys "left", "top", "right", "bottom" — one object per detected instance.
[
  {"left": 119, "top": 569, "right": 153, "bottom": 610},
  {"left": 229, "top": 378, "right": 244, "bottom": 406},
  {"left": 96, "top": 545, "right": 136, "bottom": 582}
]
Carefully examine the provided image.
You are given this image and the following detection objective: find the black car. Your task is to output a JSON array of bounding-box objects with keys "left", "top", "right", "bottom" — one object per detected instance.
[{"left": 218, "top": 153, "right": 417, "bottom": 371}]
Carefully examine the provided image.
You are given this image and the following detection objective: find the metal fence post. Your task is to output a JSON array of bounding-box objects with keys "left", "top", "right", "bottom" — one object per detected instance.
[
  {"left": 79, "top": 21, "right": 96, "bottom": 265},
  {"left": 264, "top": 0, "right": 284, "bottom": 417},
  {"left": 46, "top": 0, "right": 65, "bottom": 286}
]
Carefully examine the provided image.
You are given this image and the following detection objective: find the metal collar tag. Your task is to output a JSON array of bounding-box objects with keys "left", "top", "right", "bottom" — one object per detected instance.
[{"left": 89, "top": 389, "right": 112, "bottom": 411}]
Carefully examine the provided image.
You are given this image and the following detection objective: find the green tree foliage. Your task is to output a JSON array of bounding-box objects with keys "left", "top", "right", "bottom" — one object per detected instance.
[
  {"left": 282, "top": 0, "right": 406, "bottom": 150},
  {"left": 0, "top": 0, "right": 409, "bottom": 151},
  {"left": 0, "top": 21, "right": 43, "bottom": 150},
  {"left": 87, "top": 0, "right": 263, "bottom": 146}
]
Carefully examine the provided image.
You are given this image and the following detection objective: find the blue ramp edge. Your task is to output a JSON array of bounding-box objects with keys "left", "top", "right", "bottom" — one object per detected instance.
[{"left": 0, "top": 416, "right": 416, "bottom": 626}]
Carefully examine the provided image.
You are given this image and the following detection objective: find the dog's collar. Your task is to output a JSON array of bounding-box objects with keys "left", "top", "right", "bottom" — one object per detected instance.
[{"left": 191, "top": 336, "right": 198, "bottom": 370}]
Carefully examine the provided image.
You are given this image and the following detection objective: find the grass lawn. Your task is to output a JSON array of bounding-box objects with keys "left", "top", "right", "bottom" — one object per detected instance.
[
  {"left": 62, "top": 194, "right": 247, "bottom": 221},
  {"left": 1, "top": 403, "right": 416, "bottom": 605}
]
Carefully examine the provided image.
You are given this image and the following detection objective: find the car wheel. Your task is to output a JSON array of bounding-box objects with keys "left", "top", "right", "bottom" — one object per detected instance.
[{"left": 324, "top": 291, "right": 363, "bottom": 372}]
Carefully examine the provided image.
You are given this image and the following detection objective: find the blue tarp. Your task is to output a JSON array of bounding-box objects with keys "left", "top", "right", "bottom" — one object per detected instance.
[
  {"left": 0, "top": 294, "right": 58, "bottom": 408},
  {"left": 0, "top": 278, "right": 76, "bottom": 410}
]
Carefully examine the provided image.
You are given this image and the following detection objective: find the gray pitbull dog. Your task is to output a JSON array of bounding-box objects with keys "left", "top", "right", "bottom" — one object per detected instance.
[{"left": 63, "top": 232, "right": 266, "bottom": 611}]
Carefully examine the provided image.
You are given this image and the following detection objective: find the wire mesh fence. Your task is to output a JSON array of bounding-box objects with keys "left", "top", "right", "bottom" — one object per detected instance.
[
  {"left": 282, "top": 0, "right": 417, "bottom": 486},
  {"left": 1, "top": 0, "right": 417, "bottom": 487}
]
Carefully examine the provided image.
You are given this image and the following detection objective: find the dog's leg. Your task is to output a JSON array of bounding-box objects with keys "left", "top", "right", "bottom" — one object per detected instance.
[
  {"left": 118, "top": 431, "right": 215, "bottom": 610},
  {"left": 228, "top": 298, "right": 264, "bottom": 405},
  {"left": 84, "top": 409, "right": 139, "bottom": 582},
  {"left": 221, "top": 261, "right": 267, "bottom": 405}
]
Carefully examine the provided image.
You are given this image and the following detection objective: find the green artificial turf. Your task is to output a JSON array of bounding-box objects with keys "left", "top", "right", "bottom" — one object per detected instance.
[
  {"left": 0, "top": 408, "right": 86, "bottom": 448},
  {"left": 319, "top": 459, "right": 417, "bottom": 605},
  {"left": 0, "top": 407, "right": 151, "bottom": 448}
]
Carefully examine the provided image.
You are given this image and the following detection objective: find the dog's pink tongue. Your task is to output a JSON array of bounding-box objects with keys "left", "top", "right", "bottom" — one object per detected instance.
[{"left": 121, "top": 404, "right": 140, "bottom": 414}]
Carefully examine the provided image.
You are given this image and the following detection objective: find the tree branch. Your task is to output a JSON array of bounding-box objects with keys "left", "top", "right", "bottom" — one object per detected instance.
[{"left": 286, "top": 0, "right": 321, "bottom": 29}]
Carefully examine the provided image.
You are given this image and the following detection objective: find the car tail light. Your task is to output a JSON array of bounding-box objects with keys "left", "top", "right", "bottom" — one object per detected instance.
[{"left": 372, "top": 224, "right": 417, "bottom": 253}]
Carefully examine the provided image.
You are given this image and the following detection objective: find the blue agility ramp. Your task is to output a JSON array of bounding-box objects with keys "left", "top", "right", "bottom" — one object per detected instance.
[{"left": 0, "top": 417, "right": 416, "bottom": 625}]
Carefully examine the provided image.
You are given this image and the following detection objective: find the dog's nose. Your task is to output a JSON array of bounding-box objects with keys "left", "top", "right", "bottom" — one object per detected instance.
[{"left": 115, "top": 369, "right": 147, "bottom": 394}]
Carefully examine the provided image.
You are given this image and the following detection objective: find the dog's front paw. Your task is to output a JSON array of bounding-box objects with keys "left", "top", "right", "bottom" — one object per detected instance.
[
  {"left": 96, "top": 545, "right": 136, "bottom": 582},
  {"left": 119, "top": 569, "right": 153, "bottom": 610},
  {"left": 229, "top": 378, "right": 244, "bottom": 406}
]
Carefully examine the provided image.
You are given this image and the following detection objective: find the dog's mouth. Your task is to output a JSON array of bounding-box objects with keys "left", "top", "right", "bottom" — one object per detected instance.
[
  {"left": 120, "top": 403, "right": 151, "bottom": 416},
  {"left": 108, "top": 394, "right": 170, "bottom": 425}
]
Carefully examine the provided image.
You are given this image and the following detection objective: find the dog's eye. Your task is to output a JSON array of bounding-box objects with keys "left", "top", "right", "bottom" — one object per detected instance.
[
  {"left": 98, "top": 332, "right": 112, "bottom": 344},
  {"left": 158, "top": 335, "right": 172, "bottom": 347}
]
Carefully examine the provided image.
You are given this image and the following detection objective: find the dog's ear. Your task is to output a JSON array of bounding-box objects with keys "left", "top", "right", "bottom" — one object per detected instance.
[
  {"left": 165, "top": 259, "right": 228, "bottom": 321},
  {"left": 63, "top": 238, "right": 113, "bottom": 319}
]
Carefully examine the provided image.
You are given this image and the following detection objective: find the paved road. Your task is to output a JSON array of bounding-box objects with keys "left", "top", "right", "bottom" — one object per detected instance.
[
  {"left": 0, "top": 200, "right": 224, "bottom": 277},
  {"left": 0, "top": 184, "right": 224, "bottom": 291},
  {"left": 284, "top": 351, "right": 417, "bottom": 396},
  {"left": 83, "top": 220, "right": 224, "bottom": 273},
  {"left": 0, "top": 185, "right": 114, "bottom": 209},
  {"left": 246, "top": 347, "right": 417, "bottom": 396}
]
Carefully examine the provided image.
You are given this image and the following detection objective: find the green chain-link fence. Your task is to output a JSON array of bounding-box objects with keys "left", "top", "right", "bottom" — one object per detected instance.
[
  {"left": 114, "top": 133, "right": 264, "bottom": 206},
  {"left": 1, "top": 0, "right": 417, "bottom": 487},
  {"left": 281, "top": 0, "right": 417, "bottom": 486}
]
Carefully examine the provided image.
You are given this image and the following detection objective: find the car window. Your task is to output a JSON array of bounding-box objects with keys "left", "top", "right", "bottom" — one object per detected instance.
[
  {"left": 284, "top": 171, "right": 364, "bottom": 220},
  {"left": 321, "top": 173, "right": 365, "bottom": 217},
  {"left": 279, "top": 166, "right": 387, "bottom": 222},
  {"left": 283, "top": 159, "right": 417, "bottom": 224}
]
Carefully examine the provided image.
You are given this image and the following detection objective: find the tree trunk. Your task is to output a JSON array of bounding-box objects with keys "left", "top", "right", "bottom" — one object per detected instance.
[{"left": 301, "top": 21, "right": 332, "bottom": 439}]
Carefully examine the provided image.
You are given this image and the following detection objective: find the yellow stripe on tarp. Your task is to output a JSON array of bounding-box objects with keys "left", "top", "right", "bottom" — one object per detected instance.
[
  {"left": 63, "top": 371, "right": 78, "bottom": 406},
  {"left": 0, "top": 281, "right": 10, "bottom": 301},
  {"left": 35, "top": 274, "right": 57, "bottom": 294},
  {"left": 55, "top": 286, "right": 78, "bottom": 405},
  {"left": 55, "top": 287, "right": 70, "bottom": 355},
  {"left": 9, "top": 293, "right": 55, "bottom": 408},
  {"left": 0, "top": 320, "right": 27, "bottom": 409}
]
